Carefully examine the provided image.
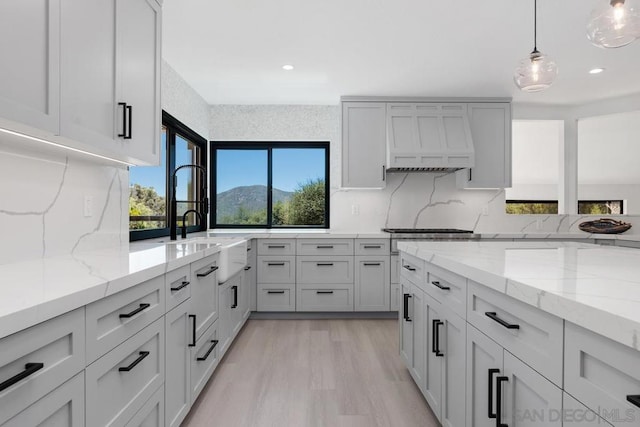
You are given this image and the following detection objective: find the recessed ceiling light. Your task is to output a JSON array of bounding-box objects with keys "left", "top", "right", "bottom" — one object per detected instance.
[
  {"left": 282, "top": 64, "right": 294, "bottom": 71},
  {"left": 589, "top": 68, "right": 605, "bottom": 74}
]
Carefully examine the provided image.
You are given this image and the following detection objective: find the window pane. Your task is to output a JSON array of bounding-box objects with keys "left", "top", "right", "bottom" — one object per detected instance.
[
  {"left": 216, "top": 150, "right": 268, "bottom": 225},
  {"left": 578, "top": 201, "right": 623, "bottom": 215},
  {"left": 175, "top": 134, "right": 202, "bottom": 227},
  {"left": 505, "top": 201, "right": 558, "bottom": 215},
  {"left": 272, "top": 148, "right": 326, "bottom": 226},
  {"left": 129, "top": 127, "right": 167, "bottom": 230}
]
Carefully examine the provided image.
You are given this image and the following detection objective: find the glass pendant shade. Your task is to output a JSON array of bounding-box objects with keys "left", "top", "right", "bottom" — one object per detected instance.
[
  {"left": 587, "top": 0, "right": 640, "bottom": 48},
  {"left": 514, "top": 50, "right": 558, "bottom": 92}
]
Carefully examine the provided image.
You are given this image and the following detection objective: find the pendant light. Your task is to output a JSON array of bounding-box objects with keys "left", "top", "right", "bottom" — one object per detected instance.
[
  {"left": 514, "top": 0, "right": 558, "bottom": 92},
  {"left": 587, "top": 0, "right": 640, "bottom": 48}
]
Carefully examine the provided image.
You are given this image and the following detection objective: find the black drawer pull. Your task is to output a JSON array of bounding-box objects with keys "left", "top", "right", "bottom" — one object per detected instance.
[
  {"left": 316, "top": 245, "right": 334, "bottom": 249},
  {"left": 496, "top": 376, "right": 508, "bottom": 427},
  {"left": 231, "top": 285, "right": 238, "bottom": 308},
  {"left": 316, "top": 291, "right": 334, "bottom": 294},
  {"left": 403, "top": 293, "right": 412, "bottom": 322},
  {"left": 118, "top": 102, "right": 127, "bottom": 138},
  {"left": 403, "top": 265, "right": 416, "bottom": 272},
  {"left": 316, "top": 263, "right": 334, "bottom": 266},
  {"left": 485, "top": 312, "right": 520, "bottom": 330},
  {"left": 431, "top": 281, "right": 450, "bottom": 290},
  {"left": 267, "top": 262, "right": 285, "bottom": 266},
  {"left": 171, "top": 281, "right": 190, "bottom": 291},
  {"left": 267, "top": 245, "right": 286, "bottom": 249},
  {"left": 267, "top": 290, "right": 285, "bottom": 294},
  {"left": 197, "top": 340, "right": 219, "bottom": 361},
  {"left": 244, "top": 266, "right": 251, "bottom": 271},
  {"left": 119, "top": 351, "right": 150, "bottom": 372},
  {"left": 0, "top": 363, "right": 44, "bottom": 392},
  {"left": 432, "top": 319, "right": 444, "bottom": 357},
  {"left": 363, "top": 245, "right": 382, "bottom": 249},
  {"left": 196, "top": 265, "right": 218, "bottom": 277},
  {"left": 488, "top": 369, "right": 500, "bottom": 419},
  {"left": 627, "top": 395, "right": 640, "bottom": 409},
  {"left": 363, "top": 262, "right": 381, "bottom": 266},
  {"left": 188, "top": 314, "right": 196, "bottom": 347},
  {"left": 119, "top": 303, "right": 150, "bottom": 319}
]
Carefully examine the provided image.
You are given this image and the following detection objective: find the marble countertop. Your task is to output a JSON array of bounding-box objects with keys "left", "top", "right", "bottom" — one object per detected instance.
[{"left": 398, "top": 240, "right": 640, "bottom": 352}]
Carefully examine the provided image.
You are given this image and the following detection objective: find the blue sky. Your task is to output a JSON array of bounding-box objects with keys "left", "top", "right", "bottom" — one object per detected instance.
[{"left": 130, "top": 140, "right": 326, "bottom": 197}]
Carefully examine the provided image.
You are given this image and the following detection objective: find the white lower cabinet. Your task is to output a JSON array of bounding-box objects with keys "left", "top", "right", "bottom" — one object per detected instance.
[
  {"left": 399, "top": 279, "right": 426, "bottom": 393},
  {"left": 563, "top": 392, "right": 613, "bottom": 426},
  {"left": 355, "top": 256, "right": 390, "bottom": 311},
  {"left": 189, "top": 256, "right": 219, "bottom": 342},
  {"left": 1, "top": 372, "right": 84, "bottom": 427},
  {"left": 218, "top": 279, "right": 233, "bottom": 356},
  {"left": 190, "top": 321, "right": 219, "bottom": 403},
  {"left": 164, "top": 301, "right": 191, "bottom": 427},
  {"left": 126, "top": 385, "right": 164, "bottom": 427}
]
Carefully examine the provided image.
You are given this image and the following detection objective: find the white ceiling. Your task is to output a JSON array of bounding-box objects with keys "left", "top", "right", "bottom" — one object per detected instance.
[{"left": 162, "top": 0, "right": 640, "bottom": 105}]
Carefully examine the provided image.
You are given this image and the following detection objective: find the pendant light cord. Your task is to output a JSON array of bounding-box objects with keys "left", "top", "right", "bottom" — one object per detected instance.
[{"left": 533, "top": 0, "right": 538, "bottom": 53}]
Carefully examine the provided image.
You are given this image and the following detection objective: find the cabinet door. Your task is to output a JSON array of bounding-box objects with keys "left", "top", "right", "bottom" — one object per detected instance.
[
  {"left": 355, "top": 256, "right": 390, "bottom": 311},
  {"left": 217, "top": 281, "right": 233, "bottom": 356},
  {"left": 241, "top": 267, "right": 252, "bottom": 320},
  {"left": 457, "top": 103, "right": 511, "bottom": 189},
  {"left": 116, "top": 0, "right": 161, "bottom": 165},
  {"left": 341, "top": 102, "right": 386, "bottom": 188},
  {"left": 441, "top": 308, "right": 466, "bottom": 427},
  {"left": 229, "top": 274, "right": 245, "bottom": 337},
  {"left": 562, "top": 392, "right": 613, "bottom": 426},
  {"left": 60, "top": 0, "right": 118, "bottom": 149},
  {"left": 190, "top": 257, "right": 219, "bottom": 341},
  {"left": 399, "top": 281, "right": 414, "bottom": 368},
  {"left": 466, "top": 323, "right": 503, "bottom": 427},
  {"left": 165, "top": 302, "right": 191, "bottom": 427},
  {"left": 0, "top": 0, "right": 60, "bottom": 134},
  {"left": 501, "top": 351, "right": 562, "bottom": 427},
  {"left": 424, "top": 293, "right": 442, "bottom": 420}
]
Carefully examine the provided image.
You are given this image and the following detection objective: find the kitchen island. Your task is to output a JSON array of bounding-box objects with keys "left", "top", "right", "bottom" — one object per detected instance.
[{"left": 398, "top": 240, "right": 640, "bottom": 427}]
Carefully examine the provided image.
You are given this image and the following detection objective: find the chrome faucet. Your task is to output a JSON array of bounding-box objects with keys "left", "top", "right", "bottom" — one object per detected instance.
[{"left": 170, "top": 164, "right": 208, "bottom": 240}]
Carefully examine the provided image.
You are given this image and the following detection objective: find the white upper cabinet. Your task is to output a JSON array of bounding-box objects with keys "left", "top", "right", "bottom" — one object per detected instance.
[
  {"left": 456, "top": 103, "right": 512, "bottom": 189},
  {"left": 0, "top": 0, "right": 60, "bottom": 135},
  {"left": 341, "top": 102, "right": 387, "bottom": 188},
  {"left": 387, "top": 103, "right": 475, "bottom": 171}
]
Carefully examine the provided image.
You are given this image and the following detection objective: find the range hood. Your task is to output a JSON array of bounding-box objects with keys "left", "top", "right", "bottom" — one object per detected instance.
[{"left": 385, "top": 103, "right": 475, "bottom": 172}]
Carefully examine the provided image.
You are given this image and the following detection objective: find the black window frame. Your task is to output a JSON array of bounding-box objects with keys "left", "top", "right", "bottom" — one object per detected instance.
[
  {"left": 210, "top": 141, "right": 330, "bottom": 229},
  {"left": 130, "top": 111, "right": 208, "bottom": 241}
]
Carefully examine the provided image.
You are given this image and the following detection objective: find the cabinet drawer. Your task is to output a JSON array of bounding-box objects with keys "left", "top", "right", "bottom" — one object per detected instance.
[
  {"left": 565, "top": 322, "right": 640, "bottom": 427},
  {"left": 86, "top": 274, "right": 164, "bottom": 363},
  {"left": 297, "top": 284, "right": 354, "bottom": 312},
  {"left": 297, "top": 256, "right": 354, "bottom": 284},
  {"left": 125, "top": 385, "right": 164, "bottom": 427},
  {"left": 257, "top": 256, "right": 296, "bottom": 284},
  {"left": 563, "top": 392, "right": 613, "bottom": 426},
  {"left": 355, "top": 239, "right": 389, "bottom": 255},
  {"left": 86, "top": 318, "right": 164, "bottom": 427},
  {"left": 190, "top": 256, "right": 219, "bottom": 341},
  {"left": 296, "top": 239, "right": 354, "bottom": 256},
  {"left": 423, "top": 263, "right": 467, "bottom": 319},
  {"left": 1, "top": 371, "right": 84, "bottom": 427},
  {"left": 166, "top": 264, "right": 190, "bottom": 311},
  {"left": 256, "top": 284, "right": 296, "bottom": 312},
  {"left": 0, "top": 308, "right": 85, "bottom": 425},
  {"left": 399, "top": 252, "right": 425, "bottom": 285},
  {"left": 191, "top": 321, "right": 220, "bottom": 402},
  {"left": 257, "top": 239, "right": 295, "bottom": 256},
  {"left": 467, "top": 281, "right": 563, "bottom": 386}
]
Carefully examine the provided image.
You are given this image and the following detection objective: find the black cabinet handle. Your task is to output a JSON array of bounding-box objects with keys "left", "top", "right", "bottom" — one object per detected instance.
[
  {"left": 469, "top": 168, "right": 473, "bottom": 182},
  {"left": 267, "top": 245, "right": 285, "bottom": 249},
  {"left": 627, "top": 395, "right": 640, "bottom": 409},
  {"left": 363, "top": 262, "right": 381, "bottom": 266},
  {"left": 316, "top": 263, "right": 334, "bottom": 266},
  {"left": 197, "top": 340, "right": 219, "bottom": 361},
  {"left": 188, "top": 314, "right": 196, "bottom": 347},
  {"left": 403, "top": 293, "right": 412, "bottom": 322},
  {"left": 231, "top": 285, "right": 238, "bottom": 308},
  {"left": 118, "top": 351, "right": 149, "bottom": 372},
  {"left": 171, "top": 281, "right": 190, "bottom": 292},
  {"left": 485, "top": 312, "right": 520, "bottom": 330},
  {"left": 267, "top": 262, "right": 285, "bottom": 266},
  {"left": 363, "top": 245, "right": 382, "bottom": 249},
  {"left": 119, "top": 303, "right": 150, "bottom": 319},
  {"left": 496, "top": 376, "right": 508, "bottom": 427},
  {"left": 432, "top": 320, "right": 444, "bottom": 357},
  {"left": 126, "top": 104, "right": 132, "bottom": 139},
  {"left": 316, "top": 291, "right": 334, "bottom": 294},
  {"left": 403, "top": 265, "right": 416, "bottom": 272},
  {"left": 382, "top": 165, "right": 386, "bottom": 181},
  {"left": 431, "top": 281, "right": 450, "bottom": 290},
  {"left": 0, "top": 363, "right": 44, "bottom": 392},
  {"left": 267, "top": 290, "right": 285, "bottom": 294},
  {"left": 488, "top": 368, "right": 500, "bottom": 419},
  {"left": 196, "top": 265, "right": 218, "bottom": 277},
  {"left": 118, "top": 102, "right": 127, "bottom": 138},
  {"left": 316, "top": 245, "right": 334, "bottom": 249},
  {"left": 244, "top": 266, "right": 251, "bottom": 271}
]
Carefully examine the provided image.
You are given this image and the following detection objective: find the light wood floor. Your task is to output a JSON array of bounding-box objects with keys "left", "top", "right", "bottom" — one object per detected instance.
[{"left": 182, "top": 319, "right": 439, "bottom": 427}]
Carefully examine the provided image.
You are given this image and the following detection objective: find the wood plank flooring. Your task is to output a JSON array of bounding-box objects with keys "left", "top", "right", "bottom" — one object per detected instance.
[{"left": 182, "top": 319, "right": 439, "bottom": 427}]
